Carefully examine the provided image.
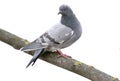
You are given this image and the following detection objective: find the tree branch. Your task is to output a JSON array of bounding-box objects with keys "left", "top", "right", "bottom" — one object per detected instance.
[{"left": 0, "top": 28, "right": 119, "bottom": 81}]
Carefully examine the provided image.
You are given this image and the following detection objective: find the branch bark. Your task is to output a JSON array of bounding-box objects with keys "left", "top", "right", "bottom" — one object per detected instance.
[{"left": 0, "top": 28, "right": 119, "bottom": 81}]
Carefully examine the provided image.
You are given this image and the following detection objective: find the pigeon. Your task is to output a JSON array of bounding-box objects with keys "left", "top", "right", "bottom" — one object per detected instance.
[{"left": 21, "top": 4, "right": 82, "bottom": 68}]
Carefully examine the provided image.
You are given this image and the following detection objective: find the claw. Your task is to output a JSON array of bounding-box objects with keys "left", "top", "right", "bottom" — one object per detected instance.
[{"left": 56, "top": 50, "right": 71, "bottom": 58}]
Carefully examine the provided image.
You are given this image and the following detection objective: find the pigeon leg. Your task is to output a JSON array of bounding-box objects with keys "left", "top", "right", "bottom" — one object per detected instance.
[{"left": 56, "top": 50, "right": 71, "bottom": 58}]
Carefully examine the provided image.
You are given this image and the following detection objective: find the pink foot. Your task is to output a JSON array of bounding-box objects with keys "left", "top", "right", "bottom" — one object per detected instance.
[{"left": 55, "top": 50, "right": 71, "bottom": 58}]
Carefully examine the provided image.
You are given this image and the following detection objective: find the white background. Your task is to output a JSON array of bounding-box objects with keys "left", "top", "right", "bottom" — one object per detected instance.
[{"left": 0, "top": 0, "right": 120, "bottom": 81}]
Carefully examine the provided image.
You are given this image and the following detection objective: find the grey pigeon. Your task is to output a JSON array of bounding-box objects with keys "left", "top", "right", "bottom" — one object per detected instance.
[{"left": 21, "top": 4, "right": 82, "bottom": 68}]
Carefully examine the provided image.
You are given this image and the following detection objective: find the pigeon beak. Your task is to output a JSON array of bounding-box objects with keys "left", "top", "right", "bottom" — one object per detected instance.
[{"left": 58, "top": 11, "right": 62, "bottom": 15}]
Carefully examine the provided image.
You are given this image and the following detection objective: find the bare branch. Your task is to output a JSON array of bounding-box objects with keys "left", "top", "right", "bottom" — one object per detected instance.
[{"left": 0, "top": 28, "right": 119, "bottom": 81}]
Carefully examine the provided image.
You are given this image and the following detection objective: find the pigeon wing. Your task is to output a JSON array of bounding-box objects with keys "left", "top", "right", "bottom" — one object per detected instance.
[{"left": 46, "top": 23, "right": 74, "bottom": 45}]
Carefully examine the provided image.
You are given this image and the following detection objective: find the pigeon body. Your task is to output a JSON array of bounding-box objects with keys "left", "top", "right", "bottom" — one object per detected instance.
[{"left": 21, "top": 4, "right": 82, "bottom": 68}]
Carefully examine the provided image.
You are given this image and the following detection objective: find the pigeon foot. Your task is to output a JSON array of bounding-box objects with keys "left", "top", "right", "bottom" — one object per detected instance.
[{"left": 55, "top": 50, "right": 71, "bottom": 58}]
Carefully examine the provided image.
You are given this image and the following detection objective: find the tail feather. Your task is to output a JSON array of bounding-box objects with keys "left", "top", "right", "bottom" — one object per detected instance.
[
  {"left": 26, "top": 58, "right": 35, "bottom": 68},
  {"left": 26, "top": 49, "right": 45, "bottom": 68}
]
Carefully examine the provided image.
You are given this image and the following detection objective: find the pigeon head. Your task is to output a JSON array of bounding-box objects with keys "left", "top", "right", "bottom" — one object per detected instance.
[
  {"left": 58, "top": 5, "right": 80, "bottom": 32},
  {"left": 58, "top": 5, "right": 73, "bottom": 16}
]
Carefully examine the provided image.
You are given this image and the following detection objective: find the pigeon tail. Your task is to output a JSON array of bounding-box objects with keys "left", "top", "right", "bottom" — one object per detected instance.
[{"left": 26, "top": 49, "right": 45, "bottom": 68}]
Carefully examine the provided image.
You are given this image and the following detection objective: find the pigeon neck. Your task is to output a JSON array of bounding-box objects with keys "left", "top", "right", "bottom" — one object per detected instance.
[
  {"left": 61, "top": 14, "right": 82, "bottom": 38},
  {"left": 61, "top": 14, "right": 79, "bottom": 30}
]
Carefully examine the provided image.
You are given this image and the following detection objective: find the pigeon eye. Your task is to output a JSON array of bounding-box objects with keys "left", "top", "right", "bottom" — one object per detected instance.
[{"left": 63, "top": 7, "right": 67, "bottom": 11}]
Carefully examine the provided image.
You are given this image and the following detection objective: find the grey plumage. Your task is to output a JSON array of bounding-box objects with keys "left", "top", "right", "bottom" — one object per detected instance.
[
  {"left": 21, "top": 4, "right": 82, "bottom": 68},
  {"left": 26, "top": 49, "right": 45, "bottom": 68}
]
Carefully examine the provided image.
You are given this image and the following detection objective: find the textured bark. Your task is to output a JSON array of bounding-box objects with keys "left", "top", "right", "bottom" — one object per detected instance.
[{"left": 0, "top": 28, "right": 119, "bottom": 81}]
